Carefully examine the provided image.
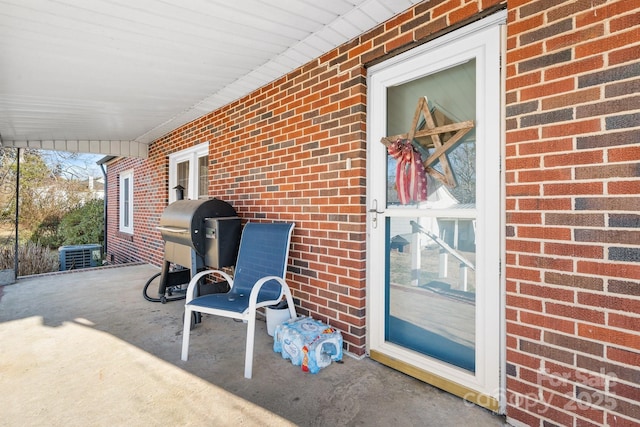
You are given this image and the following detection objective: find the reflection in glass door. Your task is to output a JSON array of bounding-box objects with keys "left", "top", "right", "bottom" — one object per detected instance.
[
  {"left": 385, "top": 60, "right": 478, "bottom": 373},
  {"left": 367, "top": 15, "right": 504, "bottom": 412}
]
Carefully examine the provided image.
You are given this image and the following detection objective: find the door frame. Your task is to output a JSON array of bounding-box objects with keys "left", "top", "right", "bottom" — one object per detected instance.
[{"left": 365, "top": 11, "right": 507, "bottom": 413}]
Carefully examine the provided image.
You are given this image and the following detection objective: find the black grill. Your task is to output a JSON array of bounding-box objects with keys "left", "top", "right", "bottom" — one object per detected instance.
[{"left": 156, "top": 198, "right": 241, "bottom": 297}]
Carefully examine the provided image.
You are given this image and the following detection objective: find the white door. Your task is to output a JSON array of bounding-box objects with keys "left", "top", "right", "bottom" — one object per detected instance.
[{"left": 367, "top": 14, "right": 505, "bottom": 412}]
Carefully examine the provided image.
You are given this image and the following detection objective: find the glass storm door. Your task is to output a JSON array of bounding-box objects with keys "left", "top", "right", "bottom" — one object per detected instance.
[{"left": 366, "top": 15, "right": 504, "bottom": 412}]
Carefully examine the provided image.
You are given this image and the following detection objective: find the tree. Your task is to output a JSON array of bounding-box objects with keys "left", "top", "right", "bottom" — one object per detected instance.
[
  {"left": 448, "top": 140, "right": 476, "bottom": 205},
  {"left": 0, "top": 148, "right": 88, "bottom": 235},
  {"left": 57, "top": 199, "right": 104, "bottom": 246}
]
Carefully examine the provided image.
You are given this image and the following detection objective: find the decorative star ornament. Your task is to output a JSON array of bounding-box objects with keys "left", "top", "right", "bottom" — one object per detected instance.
[{"left": 381, "top": 96, "right": 475, "bottom": 188}]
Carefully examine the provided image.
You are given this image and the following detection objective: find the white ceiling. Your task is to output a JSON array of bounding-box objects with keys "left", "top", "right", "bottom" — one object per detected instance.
[{"left": 0, "top": 0, "right": 422, "bottom": 157}]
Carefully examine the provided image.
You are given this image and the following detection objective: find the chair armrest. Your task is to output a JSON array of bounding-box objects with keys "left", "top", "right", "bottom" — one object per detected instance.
[
  {"left": 186, "top": 269, "right": 234, "bottom": 303},
  {"left": 248, "top": 276, "right": 297, "bottom": 321},
  {"left": 247, "top": 276, "right": 286, "bottom": 308}
]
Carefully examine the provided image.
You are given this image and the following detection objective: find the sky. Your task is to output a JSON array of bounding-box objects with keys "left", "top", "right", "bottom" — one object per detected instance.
[{"left": 40, "top": 151, "right": 104, "bottom": 180}]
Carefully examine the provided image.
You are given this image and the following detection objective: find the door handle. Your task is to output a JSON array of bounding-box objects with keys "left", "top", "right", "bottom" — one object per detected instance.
[{"left": 369, "top": 200, "right": 384, "bottom": 228}]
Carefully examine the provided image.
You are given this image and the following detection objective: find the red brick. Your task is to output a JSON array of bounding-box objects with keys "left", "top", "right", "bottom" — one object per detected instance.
[
  {"left": 608, "top": 181, "right": 640, "bottom": 195},
  {"left": 506, "top": 183, "right": 541, "bottom": 196},
  {"left": 518, "top": 167, "right": 573, "bottom": 183},
  {"left": 506, "top": 292, "right": 543, "bottom": 311},
  {"left": 607, "top": 347, "right": 640, "bottom": 366},
  {"left": 506, "top": 42, "right": 544, "bottom": 65},
  {"left": 609, "top": 379, "right": 640, "bottom": 405},
  {"left": 518, "top": 197, "right": 573, "bottom": 210},
  {"left": 607, "top": 145, "right": 640, "bottom": 163},
  {"left": 384, "top": 8, "right": 414, "bottom": 32},
  {"left": 578, "top": 323, "right": 640, "bottom": 351},
  {"left": 541, "top": 119, "right": 601, "bottom": 138},
  {"left": 577, "top": 261, "right": 640, "bottom": 281},
  {"left": 506, "top": 238, "right": 542, "bottom": 254},
  {"left": 544, "top": 243, "right": 603, "bottom": 259},
  {"left": 506, "top": 212, "right": 542, "bottom": 224},
  {"left": 517, "top": 138, "right": 573, "bottom": 155},
  {"left": 609, "top": 44, "right": 640, "bottom": 66},
  {"left": 611, "top": 10, "right": 640, "bottom": 33},
  {"left": 606, "top": 412, "right": 640, "bottom": 427},
  {"left": 432, "top": 0, "right": 461, "bottom": 19},
  {"left": 506, "top": 155, "right": 541, "bottom": 170},
  {"left": 539, "top": 392, "right": 579, "bottom": 426},
  {"left": 544, "top": 182, "right": 604, "bottom": 196},
  {"left": 507, "top": 376, "right": 540, "bottom": 398},
  {"left": 578, "top": 291, "right": 640, "bottom": 314},
  {"left": 506, "top": 70, "right": 542, "bottom": 91},
  {"left": 449, "top": 2, "right": 480, "bottom": 23},
  {"left": 520, "top": 310, "right": 575, "bottom": 334},
  {"left": 507, "top": 321, "right": 542, "bottom": 340},
  {"left": 385, "top": 32, "right": 414, "bottom": 53},
  {"left": 506, "top": 128, "right": 541, "bottom": 144},
  {"left": 348, "top": 40, "right": 373, "bottom": 59},
  {"left": 506, "top": 405, "right": 540, "bottom": 427},
  {"left": 576, "top": 28, "right": 640, "bottom": 58},
  {"left": 518, "top": 226, "right": 572, "bottom": 241},
  {"left": 508, "top": 13, "right": 545, "bottom": 37},
  {"left": 481, "top": 0, "right": 503, "bottom": 8},
  {"left": 608, "top": 313, "right": 640, "bottom": 334},
  {"left": 521, "top": 78, "right": 576, "bottom": 101},
  {"left": 542, "top": 87, "right": 601, "bottom": 110},
  {"left": 546, "top": 24, "right": 605, "bottom": 53},
  {"left": 520, "top": 281, "right": 575, "bottom": 301},
  {"left": 546, "top": 302, "right": 604, "bottom": 324}
]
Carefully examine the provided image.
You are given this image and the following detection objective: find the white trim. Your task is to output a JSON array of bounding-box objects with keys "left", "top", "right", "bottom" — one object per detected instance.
[
  {"left": 168, "top": 142, "right": 209, "bottom": 203},
  {"left": 119, "top": 169, "right": 134, "bottom": 234},
  {"left": 366, "top": 11, "right": 506, "bottom": 407},
  {"left": 498, "top": 21, "right": 508, "bottom": 415}
]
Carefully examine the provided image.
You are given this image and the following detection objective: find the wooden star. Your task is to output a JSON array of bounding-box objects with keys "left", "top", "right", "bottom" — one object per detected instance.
[{"left": 381, "top": 96, "right": 474, "bottom": 188}]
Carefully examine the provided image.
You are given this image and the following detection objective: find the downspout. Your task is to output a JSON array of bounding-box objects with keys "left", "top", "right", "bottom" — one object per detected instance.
[{"left": 100, "top": 163, "right": 108, "bottom": 259}]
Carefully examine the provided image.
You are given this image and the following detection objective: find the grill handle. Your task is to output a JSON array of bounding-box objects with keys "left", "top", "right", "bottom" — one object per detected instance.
[{"left": 157, "top": 226, "right": 189, "bottom": 233}]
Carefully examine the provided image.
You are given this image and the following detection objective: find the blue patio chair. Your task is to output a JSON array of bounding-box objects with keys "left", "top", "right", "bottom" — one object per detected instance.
[{"left": 181, "top": 222, "right": 297, "bottom": 378}]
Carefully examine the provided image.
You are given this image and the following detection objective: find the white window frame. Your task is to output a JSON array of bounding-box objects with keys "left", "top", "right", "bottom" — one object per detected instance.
[
  {"left": 168, "top": 142, "right": 209, "bottom": 203},
  {"left": 119, "top": 169, "right": 134, "bottom": 234}
]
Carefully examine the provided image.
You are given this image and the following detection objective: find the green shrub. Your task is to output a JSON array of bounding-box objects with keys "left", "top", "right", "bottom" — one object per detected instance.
[
  {"left": 29, "top": 199, "right": 104, "bottom": 249},
  {"left": 29, "top": 214, "right": 64, "bottom": 249},
  {"left": 58, "top": 199, "right": 104, "bottom": 246}
]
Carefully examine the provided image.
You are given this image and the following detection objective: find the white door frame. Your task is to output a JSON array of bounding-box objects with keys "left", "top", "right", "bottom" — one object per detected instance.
[{"left": 366, "top": 11, "right": 506, "bottom": 412}]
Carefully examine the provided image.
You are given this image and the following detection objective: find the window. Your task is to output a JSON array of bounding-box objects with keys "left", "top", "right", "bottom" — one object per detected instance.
[
  {"left": 168, "top": 142, "right": 209, "bottom": 203},
  {"left": 119, "top": 169, "right": 134, "bottom": 234}
]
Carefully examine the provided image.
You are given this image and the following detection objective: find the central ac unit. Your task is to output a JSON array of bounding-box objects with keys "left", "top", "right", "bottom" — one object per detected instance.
[{"left": 59, "top": 244, "right": 102, "bottom": 271}]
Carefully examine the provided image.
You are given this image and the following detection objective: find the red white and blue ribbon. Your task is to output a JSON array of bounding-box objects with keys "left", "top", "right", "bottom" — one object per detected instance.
[{"left": 386, "top": 138, "right": 428, "bottom": 205}]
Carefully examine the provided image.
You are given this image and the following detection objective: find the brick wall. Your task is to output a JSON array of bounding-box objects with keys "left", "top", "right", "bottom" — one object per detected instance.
[
  {"left": 105, "top": 0, "right": 640, "bottom": 424},
  {"left": 106, "top": 0, "right": 506, "bottom": 357},
  {"left": 105, "top": 156, "right": 165, "bottom": 265},
  {"left": 505, "top": 1, "right": 640, "bottom": 426}
]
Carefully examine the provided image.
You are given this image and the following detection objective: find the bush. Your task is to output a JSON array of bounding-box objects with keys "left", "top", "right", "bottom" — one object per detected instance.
[
  {"left": 58, "top": 199, "right": 104, "bottom": 246},
  {"left": 29, "top": 214, "right": 64, "bottom": 249},
  {"left": 29, "top": 199, "right": 104, "bottom": 249},
  {"left": 0, "top": 241, "right": 58, "bottom": 276}
]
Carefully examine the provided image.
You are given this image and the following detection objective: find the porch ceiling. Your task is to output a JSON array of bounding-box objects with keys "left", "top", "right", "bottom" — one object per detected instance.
[{"left": 0, "top": 0, "right": 422, "bottom": 158}]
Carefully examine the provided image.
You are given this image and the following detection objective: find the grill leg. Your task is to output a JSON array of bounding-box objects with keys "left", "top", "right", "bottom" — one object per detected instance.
[{"left": 158, "top": 260, "right": 171, "bottom": 298}]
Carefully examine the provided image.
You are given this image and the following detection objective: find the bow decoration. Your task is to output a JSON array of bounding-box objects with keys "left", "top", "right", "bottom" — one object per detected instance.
[{"left": 386, "top": 139, "right": 428, "bottom": 205}]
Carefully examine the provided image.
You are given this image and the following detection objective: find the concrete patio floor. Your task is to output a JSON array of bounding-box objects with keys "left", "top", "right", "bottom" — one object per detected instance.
[{"left": 0, "top": 264, "right": 507, "bottom": 426}]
